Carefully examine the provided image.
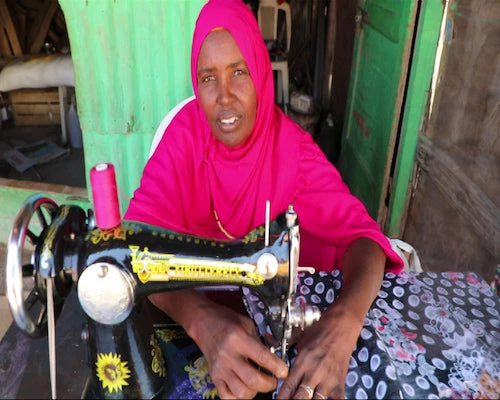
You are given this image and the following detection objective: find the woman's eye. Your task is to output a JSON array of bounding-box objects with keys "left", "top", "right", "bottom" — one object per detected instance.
[
  {"left": 234, "top": 69, "right": 247, "bottom": 77},
  {"left": 202, "top": 75, "right": 215, "bottom": 83}
]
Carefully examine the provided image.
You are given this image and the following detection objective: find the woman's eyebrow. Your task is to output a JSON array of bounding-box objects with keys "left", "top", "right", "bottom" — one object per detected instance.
[
  {"left": 223, "top": 60, "right": 249, "bottom": 74},
  {"left": 228, "top": 60, "right": 247, "bottom": 69},
  {"left": 197, "top": 66, "right": 215, "bottom": 77},
  {"left": 198, "top": 60, "right": 247, "bottom": 77}
]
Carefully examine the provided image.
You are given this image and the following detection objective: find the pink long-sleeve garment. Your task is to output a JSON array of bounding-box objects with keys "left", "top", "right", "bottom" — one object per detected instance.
[{"left": 125, "top": 0, "right": 403, "bottom": 274}]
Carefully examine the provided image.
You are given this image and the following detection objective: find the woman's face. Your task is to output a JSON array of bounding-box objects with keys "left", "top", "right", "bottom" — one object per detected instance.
[{"left": 197, "top": 29, "right": 257, "bottom": 148}]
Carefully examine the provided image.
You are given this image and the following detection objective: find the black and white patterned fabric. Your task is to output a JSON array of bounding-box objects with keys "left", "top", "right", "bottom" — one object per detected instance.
[{"left": 243, "top": 271, "right": 500, "bottom": 399}]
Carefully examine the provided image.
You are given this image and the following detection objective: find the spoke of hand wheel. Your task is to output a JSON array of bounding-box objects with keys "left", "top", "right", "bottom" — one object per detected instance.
[
  {"left": 24, "top": 288, "right": 40, "bottom": 311},
  {"left": 36, "top": 303, "right": 48, "bottom": 326},
  {"left": 35, "top": 207, "right": 48, "bottom": 230},
  {"left": 26, "top": 228, "right": 39, "bottom": 246}
]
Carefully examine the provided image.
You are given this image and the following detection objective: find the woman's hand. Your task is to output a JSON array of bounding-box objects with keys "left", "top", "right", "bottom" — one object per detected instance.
[
  {"left": 276, "top": 304, "right": 362, "bottom": 399},
  {"left": 149, "top": 289, "right": 288, "bottom": 399},
  {"left": 192, "top": 301, "right": 289, "bottom": 399},
  {"left": 277, "top": 237, "right": 387, "bottom": 399}
]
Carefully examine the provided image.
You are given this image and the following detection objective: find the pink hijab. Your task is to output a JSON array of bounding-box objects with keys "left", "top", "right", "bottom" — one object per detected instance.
[{"left": 125, "top": 0, "right": 403, "bottom": 273}]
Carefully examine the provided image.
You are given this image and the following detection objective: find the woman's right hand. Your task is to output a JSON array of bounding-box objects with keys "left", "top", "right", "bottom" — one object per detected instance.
[
  {"left": 149, "top": 290, "right": 288, "bottom": 399},
  {"left": 190, "top": 301, "right": 289, "bottom": 399}
]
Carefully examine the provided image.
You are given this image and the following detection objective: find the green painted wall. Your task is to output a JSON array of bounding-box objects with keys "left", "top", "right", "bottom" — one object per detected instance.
[
  {"left": 0, "top": 0, "right": 203, "bottom": 245},
  {"left": 60, "top": 0, "right": 204, "bottom": 214}
]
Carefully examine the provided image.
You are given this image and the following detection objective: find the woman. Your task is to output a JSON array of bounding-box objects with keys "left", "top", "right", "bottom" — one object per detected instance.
[{"left": 125, "top": 0, "right": 404, "bottom": 398}]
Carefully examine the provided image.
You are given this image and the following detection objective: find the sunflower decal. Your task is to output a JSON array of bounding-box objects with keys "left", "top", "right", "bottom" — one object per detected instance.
[{"left": 96, "top": 352, "right": 131, "bottom": 393}]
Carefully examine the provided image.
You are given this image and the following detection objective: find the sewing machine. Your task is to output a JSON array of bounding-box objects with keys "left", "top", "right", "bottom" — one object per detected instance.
[{"left": 6, "top": 193, "right": 320, "bottom": 399}]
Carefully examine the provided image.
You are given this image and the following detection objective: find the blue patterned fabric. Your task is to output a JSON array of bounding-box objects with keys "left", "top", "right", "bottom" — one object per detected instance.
[{"left": 156, "top": 271, "right": 500, "bottom": 399}]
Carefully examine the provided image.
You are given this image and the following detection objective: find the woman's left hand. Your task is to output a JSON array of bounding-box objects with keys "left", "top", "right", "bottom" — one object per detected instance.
[
  {"left": 276, "top": 302, "right": 362, "bottom": 399},
  {"left": 277, "top": 237, "right": 387, "bottom": 399}
]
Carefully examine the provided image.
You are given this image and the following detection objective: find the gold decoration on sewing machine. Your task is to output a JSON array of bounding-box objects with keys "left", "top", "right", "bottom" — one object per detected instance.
[
  {"left": 242, "top": 225, "right": 266, "bottom": 244},
  {"left": 130, "top": 245, "right": 265, "bottom": 285},
  {"left": 150, "top": 334, "right": 166, "bottom": 377},
  {"left": 86, "top": 224, "right": 143, "bottom": 244},
  {"left": 150, "top": 230, "right": 225, "bottom": 247},
  {"left": 155, "top": 327, "right": 188, "bottom": 343},
  {"left": 96, "top": 352, "right": 131, "bottom": 394},
  {"left": 41, "top": 206, "right": 69, "bottom": 261}
]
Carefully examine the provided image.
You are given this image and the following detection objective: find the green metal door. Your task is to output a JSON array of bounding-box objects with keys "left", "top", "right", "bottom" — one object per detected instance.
[{"left": 338, "top": 0, "right": 418, "bottom": 223}]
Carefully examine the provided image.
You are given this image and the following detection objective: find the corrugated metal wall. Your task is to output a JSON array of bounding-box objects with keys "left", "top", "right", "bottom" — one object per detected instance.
[{"left": 59, "top": 0, "right": 204, "bottom": 214}]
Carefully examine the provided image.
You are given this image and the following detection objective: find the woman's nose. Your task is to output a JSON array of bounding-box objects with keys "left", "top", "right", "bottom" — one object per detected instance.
[{"left": 217, "top": 78, "right": 232, "bottom": 105}]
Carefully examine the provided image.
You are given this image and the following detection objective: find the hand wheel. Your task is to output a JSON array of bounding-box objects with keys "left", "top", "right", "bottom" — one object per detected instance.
[{"left": 6, "top": 194, "right": 59, "bottom": 337}]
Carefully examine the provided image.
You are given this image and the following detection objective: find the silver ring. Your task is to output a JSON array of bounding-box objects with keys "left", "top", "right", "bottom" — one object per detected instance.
[
  {"left": 299, "top": 384, "right": 314, "bottom": 399},
  {"left": 315, "top": 392, "right": 328, "bottom": 399}
]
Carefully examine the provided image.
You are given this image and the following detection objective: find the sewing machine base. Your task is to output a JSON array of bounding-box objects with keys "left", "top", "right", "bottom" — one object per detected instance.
[
  {"left": 0, "top": 288, "right": 257, "bottom": 400},
  {"left": 0, "top": 289, "right": 179, "bottom": 399},
  {"left": 0, "top": 289, "right": 88, "bottom": 399}
]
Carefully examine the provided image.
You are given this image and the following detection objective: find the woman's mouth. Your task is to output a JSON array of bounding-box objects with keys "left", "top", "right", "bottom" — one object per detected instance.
[
  {"left": 217, "top": 115, "right": 242, "bottom": 131},
  {"left": 221, "top": 116, "right": 238, "bottom": 124}
]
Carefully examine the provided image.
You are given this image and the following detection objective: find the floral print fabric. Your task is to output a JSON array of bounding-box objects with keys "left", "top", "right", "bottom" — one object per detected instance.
[
  {"left": 245, "top": 271, "right": 500, "bottom": 399},
  {"left": 156, "top": 271, "right": 499, "bottom": 399}
]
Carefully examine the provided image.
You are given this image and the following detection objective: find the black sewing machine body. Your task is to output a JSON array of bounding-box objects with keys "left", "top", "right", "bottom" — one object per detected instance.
[
  {"left": 78, "top": 217, "right": 293, "bottom": 398},
  {"left": 5, "top": 194, "right": 319, "bottom": 399}
]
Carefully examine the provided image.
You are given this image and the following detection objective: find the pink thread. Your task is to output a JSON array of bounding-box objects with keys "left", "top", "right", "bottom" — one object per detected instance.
[{"left": 90, "top": 163, "right": 121, "bottom": 229}]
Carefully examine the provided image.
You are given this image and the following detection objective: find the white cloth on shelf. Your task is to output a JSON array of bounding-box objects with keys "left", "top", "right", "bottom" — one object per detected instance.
[{"left": 0, "top": 54, "right": 74, "bottom": 92}]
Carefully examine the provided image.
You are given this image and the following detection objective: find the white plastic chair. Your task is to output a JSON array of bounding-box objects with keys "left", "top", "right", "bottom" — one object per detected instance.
[
  {"left": 149, "top": 96, "right": 195, "bottom": 158},
  {"left": 389, "top": 238, "right": 423, "bottom": 273},
  {"left": 258, "top": 0, "right": 291, "bottom": 113}
]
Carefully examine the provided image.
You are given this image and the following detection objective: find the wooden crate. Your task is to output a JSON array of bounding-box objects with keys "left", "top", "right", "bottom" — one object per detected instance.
[{"left": 9, "top": 88, "right": 62, "bottom": 126}]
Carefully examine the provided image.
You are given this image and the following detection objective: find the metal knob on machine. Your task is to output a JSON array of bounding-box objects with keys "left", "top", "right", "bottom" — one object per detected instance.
[
  {"left": 256, "top": 253, "right": 279, "bottom": 279},
  {"left": 287, "top": 302, "right": 321, "bottom": 331},
  {"left": 78, "top": 262, "right": 136, "bottom": 325}
]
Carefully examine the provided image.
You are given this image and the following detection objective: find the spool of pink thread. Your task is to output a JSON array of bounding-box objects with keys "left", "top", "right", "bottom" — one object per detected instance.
[{"left": 90, "top": 163, "right": 121, "bottom": 229}]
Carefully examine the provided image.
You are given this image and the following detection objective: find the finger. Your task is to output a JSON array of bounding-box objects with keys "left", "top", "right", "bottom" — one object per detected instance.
[
  {"left": 213, "top": 372, "right": 256, "bottom": 400},
  {"left": 313, "top": 387, "right": 329, "bottom": 399},
  {"left": 234, "top": 358, "right": 279, "bottom": 394},
  {"left": 294, "top": 383, "right": 314, "bottom": 399},
  {"left": 214, "top": 380, "right": 233, "bottom": 399},
  {"left": 275, "top": 377, "right": 298, "bottom": 399},
  {"left": 276, "top": 349, "right": 310, "bottom": 399},
  {"left": 225, "top": 318, "right": 288, "bottom": 380},
  {"left": 312, "top": 373, "right": 344, "bottom": 400},
  {"left": 246, "top": 341, "right": 288, "bottom": 379}
]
